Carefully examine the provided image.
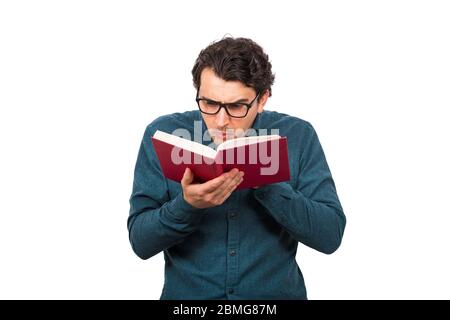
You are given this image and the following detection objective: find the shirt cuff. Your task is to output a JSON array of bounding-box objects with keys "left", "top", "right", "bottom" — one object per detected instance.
[
  {"left": 254, "top": 182, "right": 294, "bottom": 201},
  {"left": 166, "top": 192, "right": 206, "bottom": 222},
  {"left": 253, "top": 182, "right": 297, "bottom": 221}
]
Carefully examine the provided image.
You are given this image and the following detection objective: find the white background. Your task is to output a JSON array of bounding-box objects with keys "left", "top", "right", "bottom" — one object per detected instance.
[{"left": 1, "top": 0, "right": 449, "bottom": 299}]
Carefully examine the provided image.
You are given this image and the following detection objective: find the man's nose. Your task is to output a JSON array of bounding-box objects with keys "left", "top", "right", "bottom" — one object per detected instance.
[{"left": 216, "top": 107, "right": 230, "bottom": 127}]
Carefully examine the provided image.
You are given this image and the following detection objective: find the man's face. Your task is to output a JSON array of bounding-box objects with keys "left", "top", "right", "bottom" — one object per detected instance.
[{"left": 198, "top": 68, "right": 269, "bottom": 144}]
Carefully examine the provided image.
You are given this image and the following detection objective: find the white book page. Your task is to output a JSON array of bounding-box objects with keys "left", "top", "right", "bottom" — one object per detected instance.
[
  {"left": 216, "top": 135, "right": 280, "bottom": 152},
  {"left": 153, "top": 130, "right": 217, "bottom": 159}
]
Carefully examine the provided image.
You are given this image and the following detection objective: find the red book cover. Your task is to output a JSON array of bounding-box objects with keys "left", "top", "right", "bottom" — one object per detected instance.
[{"left": 151, "top": 130, "right": 290, "bottom": 189}]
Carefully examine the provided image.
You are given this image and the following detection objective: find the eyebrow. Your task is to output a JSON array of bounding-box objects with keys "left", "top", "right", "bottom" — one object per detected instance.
[{"left": 199, "top": 95, "right": 250, "bottom": 104}]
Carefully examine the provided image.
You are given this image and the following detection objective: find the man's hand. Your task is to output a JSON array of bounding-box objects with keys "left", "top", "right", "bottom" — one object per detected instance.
[{"left": 181, "top": 167, "right": 244, "bottom": 209}]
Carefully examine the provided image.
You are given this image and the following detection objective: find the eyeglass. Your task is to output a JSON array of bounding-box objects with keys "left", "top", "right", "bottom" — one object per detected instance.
[{"left": 196, "top": 90, "right": 260, "bottom": 118}]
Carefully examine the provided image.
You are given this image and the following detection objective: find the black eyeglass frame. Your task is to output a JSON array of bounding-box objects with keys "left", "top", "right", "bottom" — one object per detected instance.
[{"left": 196, "top": 90, "right": 260, "bottom": 118}]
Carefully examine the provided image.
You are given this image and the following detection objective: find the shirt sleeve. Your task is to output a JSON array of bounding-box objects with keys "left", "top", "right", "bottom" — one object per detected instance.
[
  {"left": 127, "top": 124, "right": 206, "bottom": 260},
  {"left": 253, "top": 124, "right": 346, "bottom": 254}
]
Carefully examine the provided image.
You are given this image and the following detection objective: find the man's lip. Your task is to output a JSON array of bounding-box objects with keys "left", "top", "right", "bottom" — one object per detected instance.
[{"left": 212, "top": 130, "right": 233, "bottom": 140}]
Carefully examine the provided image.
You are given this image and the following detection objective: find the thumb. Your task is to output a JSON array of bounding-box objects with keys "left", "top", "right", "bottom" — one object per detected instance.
[{"left": 181, "top": 167, "right": 194, "bottom": 186}]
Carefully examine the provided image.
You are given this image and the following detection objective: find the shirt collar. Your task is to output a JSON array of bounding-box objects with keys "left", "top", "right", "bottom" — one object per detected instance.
[{"left": 245, "top": 111, "right": 263, "bottom": 137}]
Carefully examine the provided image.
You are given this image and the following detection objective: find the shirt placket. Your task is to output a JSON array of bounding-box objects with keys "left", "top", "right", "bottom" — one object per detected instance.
[{"left": 225, "top": 190, "right": 240, "bottom": 298}]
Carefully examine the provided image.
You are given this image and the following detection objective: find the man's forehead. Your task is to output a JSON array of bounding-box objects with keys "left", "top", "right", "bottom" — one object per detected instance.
[
  {"left": 199, "top": 69, "right": 255, "bottom": 101},
  {"left": 199, "top": 91, "right": 252, "bottom": 102}
]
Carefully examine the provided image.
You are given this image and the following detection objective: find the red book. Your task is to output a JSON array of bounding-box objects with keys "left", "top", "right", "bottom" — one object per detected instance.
[{"left": 151, "top": 130, "right": 290, "bottom": 189}]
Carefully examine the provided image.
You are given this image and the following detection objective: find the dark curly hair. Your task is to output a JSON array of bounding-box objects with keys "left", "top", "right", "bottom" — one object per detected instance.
[{"left": 192, "top": 37, "right": 275, "bottom": 100}]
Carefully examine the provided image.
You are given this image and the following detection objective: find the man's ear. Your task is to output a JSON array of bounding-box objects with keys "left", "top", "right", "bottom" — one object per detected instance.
[{"left": 257, "top": 90, "right": 270, "bottom": 113}]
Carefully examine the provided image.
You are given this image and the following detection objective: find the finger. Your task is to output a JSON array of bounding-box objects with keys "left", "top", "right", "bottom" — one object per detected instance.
[
  {"left": 216, "top": 171, "right": 244, "bottom": 199},
  {"left": 210, "top": 169, "right": 242, "bottom": 195},
  {"left": 202, "top": 168, "right": 239, "bottom": 193},
  {"left": 181, "top": 167, "right": 194, "bottom": 187},
  {"left": 219, "top": 175, "right": 244, "bottom": 203}
]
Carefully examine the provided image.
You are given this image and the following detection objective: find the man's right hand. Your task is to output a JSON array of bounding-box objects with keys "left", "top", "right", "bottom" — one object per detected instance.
[{"left": 181, "top": 167, "right": 244, "bottom": 209}]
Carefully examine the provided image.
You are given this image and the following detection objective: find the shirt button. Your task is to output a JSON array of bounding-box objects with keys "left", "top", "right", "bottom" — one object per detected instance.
[
  {"left": 230, "top": 250, "right": 236, "bottom": 256},
  {"left": 228, "top": 288, "right": 234, "bottom": 294},
  {"left": 229, "top": 211, "right": 237, "bottom": 218}
]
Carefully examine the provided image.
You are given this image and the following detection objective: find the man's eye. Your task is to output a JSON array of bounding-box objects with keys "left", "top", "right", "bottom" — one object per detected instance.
[
  {"left": 205, "top": 101, "right": 218, "bottom": 106},
  {"left": 227, "top": 103, "right": 244, "bottom": 109}
]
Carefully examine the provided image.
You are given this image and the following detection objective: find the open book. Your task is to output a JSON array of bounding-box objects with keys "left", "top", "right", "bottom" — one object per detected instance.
[{"left": 151, "top": 130, "right": 290, "bottom": 189}]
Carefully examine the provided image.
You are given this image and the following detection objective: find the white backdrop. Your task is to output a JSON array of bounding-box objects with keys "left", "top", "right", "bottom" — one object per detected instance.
[{"left": 1, "top": 0, "right": 449, "bottom": 299}]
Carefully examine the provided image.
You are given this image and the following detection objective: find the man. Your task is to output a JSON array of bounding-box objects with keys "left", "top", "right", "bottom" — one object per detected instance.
[{"left": 128, "top": 37, "right": 346, "bottom": 299}]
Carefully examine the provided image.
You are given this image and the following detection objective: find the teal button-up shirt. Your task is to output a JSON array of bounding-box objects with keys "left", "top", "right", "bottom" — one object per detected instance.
[{"left": 128, "top": 110, "right": 346, "bottom": 300}]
